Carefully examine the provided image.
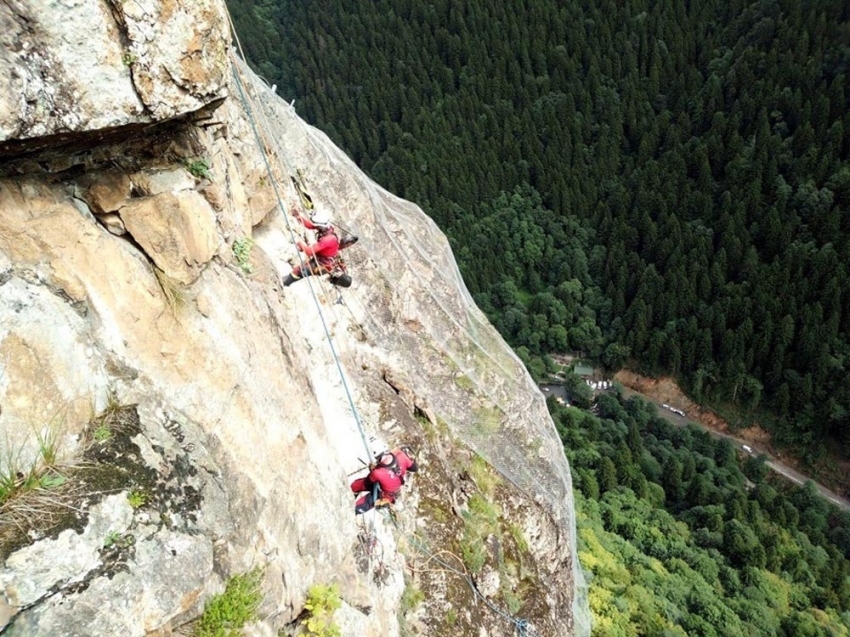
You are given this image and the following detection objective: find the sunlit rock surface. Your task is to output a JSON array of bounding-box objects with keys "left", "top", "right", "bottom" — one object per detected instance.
[{"left": 0, "top": 1, "right": 587, "bottom": 635}]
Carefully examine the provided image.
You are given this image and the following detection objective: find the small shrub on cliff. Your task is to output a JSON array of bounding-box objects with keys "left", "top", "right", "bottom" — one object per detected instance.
[
  {"left": 507, "top": 521, "right": 529, "bottom": 553},
  {"left": 460, "top": 493, "right": 500, "bottom": 573},
  {"left": 301, "top": 583, "right": 341, "bottom": 637},
  {"left": 468, "top": 454, "right": 500, "bottom": 497},
  {"left": 185, "top": 158, "right": 212, "bottom": 180},
  {"left": 93, "top": 425, "right": 111, "bottom": 442},
  {"left": 0, "top": 457, "right": 30, "bottom": 506},
  {"left": 232, "top": 238, "right": 254, "bottom": 274},
  {"left": 35, "top": 418, "right": 63, "bottom": 468},
  {"left": 154, "top": 267, "right": 186, "bottom": 313},
  {"left": 127, "top": 489, "right": 147, "bottom": 509},
  {"left": 196, "top": 567, "right": 263, "bottom": 637},
  {"left": 399, "top": 575, "right": 425, "bottom": 637},
  {"left": 103, "top": 530, "right": 122, "bottom": 548},
  {"left": 400, "top": 577, "right": 425, "bottom": 613},
  {"left": 86, "top": 387, "right": 128, "bottom": 445},
  {"left": 0, "top": 414, "right": 68, "bottom": 506}
]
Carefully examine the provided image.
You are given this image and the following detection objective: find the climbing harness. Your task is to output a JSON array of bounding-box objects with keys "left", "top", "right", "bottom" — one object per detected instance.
[{"left": 290, "top": 193, "right": 358, "bottom": 289}]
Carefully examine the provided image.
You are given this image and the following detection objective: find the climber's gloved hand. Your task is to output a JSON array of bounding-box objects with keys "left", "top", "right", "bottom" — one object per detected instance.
[{"left": 296, "top": 241, "right": 307, "bottom": 252}]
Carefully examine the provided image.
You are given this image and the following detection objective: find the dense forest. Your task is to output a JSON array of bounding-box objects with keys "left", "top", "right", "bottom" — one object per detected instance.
[
  {"left": 554, "top": 388, "right": 850, "bottom": 636},
  {"left": 225, "top": 0, "right": 850, "bottom": 450}
]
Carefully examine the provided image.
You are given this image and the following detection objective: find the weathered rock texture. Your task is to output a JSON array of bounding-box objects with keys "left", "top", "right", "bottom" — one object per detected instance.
[
  {"left": 0, "top": 0, "right": 228, "bottom": 148},
  {"left": 0, "top": 2, "right": 587, "bottom": 636}
]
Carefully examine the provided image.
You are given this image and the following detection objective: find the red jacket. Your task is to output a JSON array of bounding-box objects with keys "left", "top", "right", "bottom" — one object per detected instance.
[
  {"left": 369, "top": 466, "right": 403, "bottom": 500},
  {"left": 373, "top": 448, "right": 418, "bottom": 500},
  {"left": 393, "top": 448, "right": 418, "bottom": 477},
  {"left": 352, "top": 448, "right": 418, "bottom": 503},
  {"left": 297, "top": 216, "right": 340, "bottom": 262}
]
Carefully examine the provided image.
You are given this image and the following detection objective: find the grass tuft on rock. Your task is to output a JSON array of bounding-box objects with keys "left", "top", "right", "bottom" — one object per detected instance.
[{"left": 195, "top": 567, "right": 264, "bottom": 637}]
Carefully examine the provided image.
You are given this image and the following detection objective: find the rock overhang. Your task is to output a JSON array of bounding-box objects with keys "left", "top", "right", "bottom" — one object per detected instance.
[{"left": 0, "top": 0, "right": 229, "bottom": 154}]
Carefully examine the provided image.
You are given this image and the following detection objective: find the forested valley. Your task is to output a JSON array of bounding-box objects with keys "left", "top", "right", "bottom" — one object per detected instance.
[
  {"left": 228, "top": 0, "right": 850, "bottom": 454},
  {"left": 557, "top": 388, "right": 850, "bottom": 636},
  {"left": 225, "top": 0, "right": 850, "bottom": 633}
]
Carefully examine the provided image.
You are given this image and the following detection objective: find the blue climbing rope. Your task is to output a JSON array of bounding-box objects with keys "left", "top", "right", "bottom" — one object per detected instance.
[{"left": 227, "top": 56, "right": 373, "bottom": 462}]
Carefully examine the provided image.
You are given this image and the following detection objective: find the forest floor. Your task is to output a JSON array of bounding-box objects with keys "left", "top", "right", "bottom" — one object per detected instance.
[{"left": 614, "top": 370, "right": 850, "bottom": 508}]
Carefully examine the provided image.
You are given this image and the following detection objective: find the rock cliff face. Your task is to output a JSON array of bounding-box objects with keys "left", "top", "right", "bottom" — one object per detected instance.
[
  {"left": 0, "top": 2, "right": 587, "bottom": 636},
  {"left": 0, "top": 0, "right": 228, "bottom": 146}
]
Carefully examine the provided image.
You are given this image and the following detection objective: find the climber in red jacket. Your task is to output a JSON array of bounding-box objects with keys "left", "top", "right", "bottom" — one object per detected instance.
[
  {"left": 351, "top": 447, "right": 418, "bottom": 514},
  {"left": 282, "top": 206, "right": 340, "bottom": 286}
]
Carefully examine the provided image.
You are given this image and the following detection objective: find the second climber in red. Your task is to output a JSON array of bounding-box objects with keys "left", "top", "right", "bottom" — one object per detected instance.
[
  {"left": 351, "top": 447, "right": 418, "bottom": 514},
  {"left": 282, "top": 206, "right": 340, "bottom": 286}
]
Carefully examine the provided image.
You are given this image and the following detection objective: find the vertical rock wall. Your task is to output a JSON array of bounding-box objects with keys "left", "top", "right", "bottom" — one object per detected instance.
[{"left": 0, "top": 2, "right": 585, "bottom": 636}]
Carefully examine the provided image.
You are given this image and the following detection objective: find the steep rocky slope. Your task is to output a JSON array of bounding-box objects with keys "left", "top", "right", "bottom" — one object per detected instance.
[{"left": 0, "top": 2, "right": 586, "bottom": 635}]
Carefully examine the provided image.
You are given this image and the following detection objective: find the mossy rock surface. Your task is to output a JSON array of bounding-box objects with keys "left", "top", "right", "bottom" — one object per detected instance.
[{"left": 0, "top": 404, "right": 201, "bottom": 561}]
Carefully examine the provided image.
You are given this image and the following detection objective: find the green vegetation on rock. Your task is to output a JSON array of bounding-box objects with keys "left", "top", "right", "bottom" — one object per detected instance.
[
  {"left": 301, "top": 583, "right": 341, "bottom": 637},
  {"left": 196, "top": 568, "right": 264, "bottom": 637}
]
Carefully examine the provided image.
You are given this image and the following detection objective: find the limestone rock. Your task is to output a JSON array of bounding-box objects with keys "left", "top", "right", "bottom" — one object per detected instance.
[
  {"left": 98, "top": 212, "right": 127, "bottom": 236},
  {"left": 0, "top": 597, "right": 12, "bottom": 632},
  {"left": 0, "top": 494, "right": 132, "bottom": 612},
  {"left": 248, "top": 186, "right": 277, "bottom": 225},
  {"left": 0, "top": 276, "right": 110, "bottom": 465},
  {"left": 0, "top": 0, "right": 142, "bottom": 142},
  {"left": 199, "top": 182, "right": 226, "bottom": 211},
  {"left": 5, "top": 530, "right": 214, "bottom": 637},
  {"left": 82, "top": 172, "right": 133, "bottom": 214},
  {"left": 118, "top": 190, "right": 219, "bottom": 284},
  {"left": 0, "top": 397, "right": 229, "bottom": 636},
  {"left": 0, "top": 0, "right": 228, "bottom": 144},
  {"left": 131, "top": 168, "right": 196, "bottom": 197},
  {"left": 111, "top": 0, "right": 230, "bottom": 120},
  {"left": 476, "top": 566, "right": 501, "bottom": 599}
]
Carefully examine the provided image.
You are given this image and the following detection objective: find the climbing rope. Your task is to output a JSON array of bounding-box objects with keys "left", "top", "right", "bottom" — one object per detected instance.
[
  {"left": 225, "top": 34, "right": 373, "bottom": 465},
  {"left": 219, "top": 18, "right": 406, "bottom": 580},
  {"left": 224, "top": 20, "right": 518, "bottom": 426},
  {"left": 223, "top": 6, "right": 345, "bottom": 319},
  {"left": 241, "top": 85, "right": 343, "bottom": 316}
]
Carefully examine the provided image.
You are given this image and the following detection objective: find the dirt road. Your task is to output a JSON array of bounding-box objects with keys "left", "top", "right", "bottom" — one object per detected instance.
[{"left": 619, "top": 387, "right": 850, "bottom": 511}]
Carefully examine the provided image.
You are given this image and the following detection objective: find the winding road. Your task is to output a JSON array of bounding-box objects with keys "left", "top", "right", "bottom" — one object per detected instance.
[
  {"left": 542, "top": 382, "right": 850, "bottom": 511},
  {"left": 622, "top": 387, "right": 850, "bottom": 511}
]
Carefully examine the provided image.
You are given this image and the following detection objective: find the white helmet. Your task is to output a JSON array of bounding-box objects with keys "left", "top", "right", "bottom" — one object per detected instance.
[{"left": 310, "top": 207, "right": 331, "bottom": 229}]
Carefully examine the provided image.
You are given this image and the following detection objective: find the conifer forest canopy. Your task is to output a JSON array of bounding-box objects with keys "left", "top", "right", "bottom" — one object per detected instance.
[{"left": 227, "top": 0, "right": 850, "bottom": 452}]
